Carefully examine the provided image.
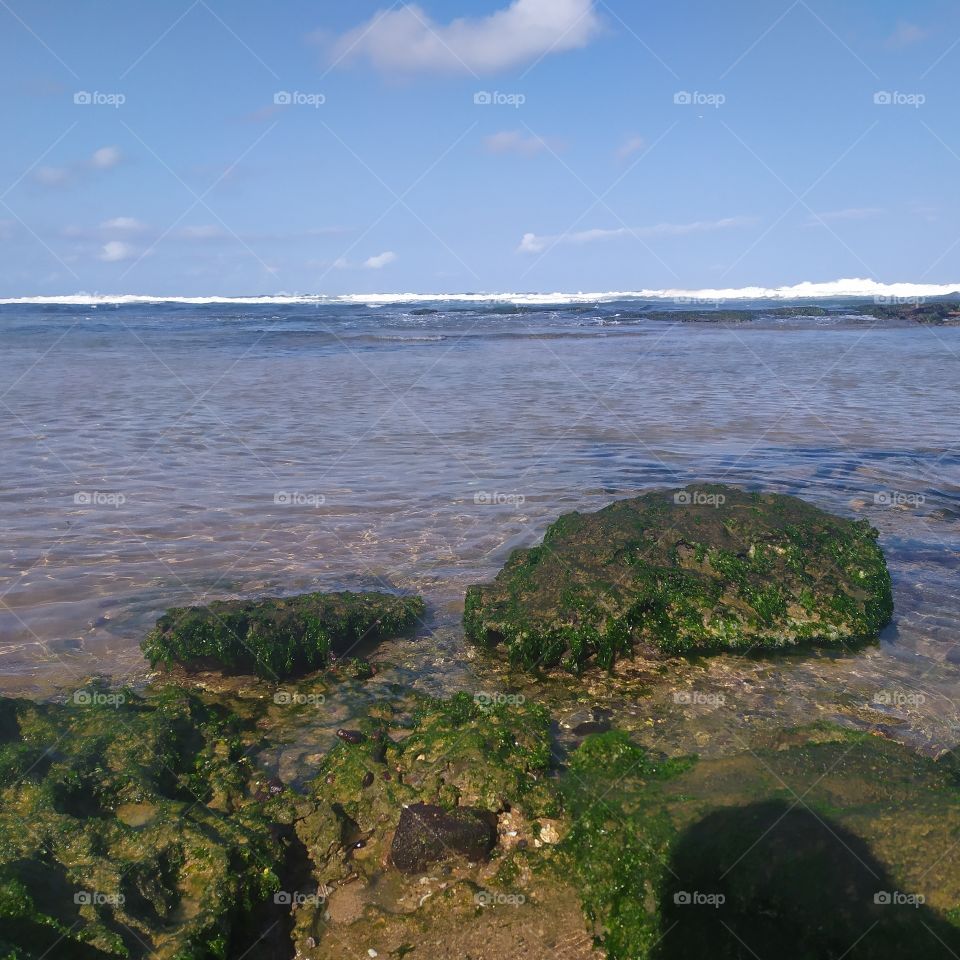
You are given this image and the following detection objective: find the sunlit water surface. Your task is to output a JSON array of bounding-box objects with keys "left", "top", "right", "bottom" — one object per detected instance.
[{"left": 1, "top": 301, "right": 958, "bottom": 760}]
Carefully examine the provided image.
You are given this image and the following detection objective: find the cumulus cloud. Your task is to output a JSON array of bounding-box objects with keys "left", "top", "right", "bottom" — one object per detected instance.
[
  {"left": 90, "top": 146, "right": 122, "bottom": 169},
  {"left": 32, "top": 146, "right": 123, "bottom": 187},
  {"left": 99, "top": 240, "right": 137, "bottom": 262},
  {"left": 484, "top": 130, "right": 551, "bottom": 156},
  {"left": 331, "top": 0, "right": 601, "bottom": 74},
  {"left": 364, "top": 251, "right": 397, "bottom": 269},
  {"left": 518, "top": 216, "right": 756, "bottom": 254},
  {"left": 330, "top": 251, "right": 398, "bottom": 270}
]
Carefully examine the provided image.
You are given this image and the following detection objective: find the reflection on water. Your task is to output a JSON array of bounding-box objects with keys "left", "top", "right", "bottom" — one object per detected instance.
[{"left": 1, "top": 302, "right": 958, "bottom": 752}]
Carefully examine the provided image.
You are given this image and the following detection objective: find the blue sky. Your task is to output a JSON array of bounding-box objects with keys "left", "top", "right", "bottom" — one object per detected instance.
[{"left": 1, "top": 0, "right": 958, "bottom": 296}]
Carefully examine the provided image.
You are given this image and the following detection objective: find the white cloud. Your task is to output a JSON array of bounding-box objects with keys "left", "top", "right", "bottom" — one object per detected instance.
[
  {"left": 90, "top": 146, "right": 122, "bottom": 170},
  {"left": 33, "top": 166, "right": 71, "bottom": 187},
  {"left": 99, "top": 240, "right": 137, "bottom": 262},
  {"left": 32, "top": 146, "right": 123, "bottom": 187},
  {"left": 615, "top": 135, "right": 645, "bottom": 163},
  {"left": 364, "top": 251, "right": 397, "bottom": 269},
  {"left": 331, "top": 0, "right": 601, "bottom": 74},
  {"left": 101, "top": 217, "right": 145, "bottom": 232},
  {"left": 887, "top": 22, "right": 927, "bottom": 47},
  {"left": 484, "top": 130, "right": 550, "bottom": 156},
  {"left": 519, "top": 217, "right": 756, "bottom": 254},
  {"left": 330, "top": 251, "right": 398, "bottom": 270}
]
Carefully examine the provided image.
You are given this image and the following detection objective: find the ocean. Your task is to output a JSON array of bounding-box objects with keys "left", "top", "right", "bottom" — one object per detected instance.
[{"left": 1, "top": 297, "right": 958, "bottom": 756}]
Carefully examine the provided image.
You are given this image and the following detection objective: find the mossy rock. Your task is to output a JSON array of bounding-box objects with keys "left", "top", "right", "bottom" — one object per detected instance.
[
  {"left": 0, "top": 686, "right": 285, "bottom": 960},
  {"left": 464, "top": 485, "right": 892, "bottom": 672},
  {"left": 143, "top": 590, "right": 425, "bottom": 680},
  {"left": 288, "top": 691, "right": 558, "bottom": 952},
  {"left": 559, "top": 726, "right": 960, "bottom": 959}
]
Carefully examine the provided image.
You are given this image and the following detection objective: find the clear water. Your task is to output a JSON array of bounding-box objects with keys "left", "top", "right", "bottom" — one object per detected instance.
[{"left": 1, "top": 301, "right": 958, "bottom": 753}]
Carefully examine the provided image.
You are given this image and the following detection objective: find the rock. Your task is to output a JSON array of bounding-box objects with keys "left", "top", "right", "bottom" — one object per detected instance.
[
  {"left": 142, "top": 590, "right": 424, "bottom": 679},
  {"left": 563, "top": 706, "right": 612, "bottom": 736},
  {"left": 571, "top": 719, "right": 611, "bottom": 736},
  {"left": 0, "top": 689, "right": 286, "bottom": 959},
  {"left": 537, "top": 820, "right": 562, "bottom": 846},
  {"left": 337, "top": 728, "right": 365, "bottom": 745},
  {"left": 391, "top": 803, "right": 497, "bottom": 874},
  {"left": 464, "top": 485, "right": 893, "bottom": 672}
]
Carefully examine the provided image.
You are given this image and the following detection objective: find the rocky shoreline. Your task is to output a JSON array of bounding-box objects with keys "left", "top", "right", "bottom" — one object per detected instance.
[{"left": 1, "top": 486, "right": 957, "bottom": 959}]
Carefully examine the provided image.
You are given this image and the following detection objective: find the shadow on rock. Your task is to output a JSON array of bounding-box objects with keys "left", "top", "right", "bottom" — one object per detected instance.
[{"left": 655, "top": 800, "right": 960, "bottom": 959}]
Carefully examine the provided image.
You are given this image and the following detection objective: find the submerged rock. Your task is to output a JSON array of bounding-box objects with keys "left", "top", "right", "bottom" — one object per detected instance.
[
  {"left": 391, "top": 803, "right": 496, "bottom": 873},
  {"left": 143, "top": 590, "right": 425, "bottom": 679},
  {"left": 464, "top": 485, "right": 893, "bottom": 672}
]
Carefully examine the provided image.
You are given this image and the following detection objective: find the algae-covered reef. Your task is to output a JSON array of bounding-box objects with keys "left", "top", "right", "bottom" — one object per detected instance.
[
  {"left": 2, "top": 682, "right": 958, "bottom": 960},
  {"left": 0, "top": 686, "right": 284, "bottom": 960},
  {"left": 143, "top": 591, "right": 424, "bottom": 679},
  {"left": 464, "top": 485, "right": 893, "bottom": 672},
  {"left": 560, "top": 725, "right": 960, "bottom": 959},
  {"left": 285, "top": 691, "right": 562, "bottom": 956}
]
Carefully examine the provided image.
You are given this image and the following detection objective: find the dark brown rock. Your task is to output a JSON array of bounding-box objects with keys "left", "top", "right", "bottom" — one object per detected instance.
[{"left": 390, "top": 803, "right": 496, "bottom": 874}]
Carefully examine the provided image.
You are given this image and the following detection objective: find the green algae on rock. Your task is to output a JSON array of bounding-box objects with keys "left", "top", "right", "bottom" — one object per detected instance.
[
  {"left": 286, "top": 691, "right": 559, "bottom": 955},
  {"left": 558, "top": 725, "right": 960, "bottom": 960},
  {"left": 464, "top": 485, "right": 893, "bottom": 672},
  {"left": 0, "top": 685, "right": 285, "bottom": 960},
  {"left": 143, "top": 590, "right": 425, "bottom": 680}
]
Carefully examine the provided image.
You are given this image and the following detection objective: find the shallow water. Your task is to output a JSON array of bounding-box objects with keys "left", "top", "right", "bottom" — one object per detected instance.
[{"left": 1, "top": 301, "right": 958, "bottom": 753}]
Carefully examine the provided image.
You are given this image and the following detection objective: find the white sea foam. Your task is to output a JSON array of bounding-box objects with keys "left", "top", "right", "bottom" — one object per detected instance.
[{"left": 0, "top": 279, "right": 958, "bottom": 307}]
